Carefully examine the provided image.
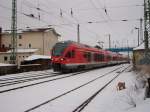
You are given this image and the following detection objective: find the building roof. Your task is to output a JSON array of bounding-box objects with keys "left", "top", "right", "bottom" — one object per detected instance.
[
  {"left": 133, "top": 42, "right": 150, "bottom": 50},
  {"left": 0, "top": 63, "right": 15, "bottom": 66},
  {"left": 0, "top": 48, "right": 38, "bottom": 54},
  {"left": 2, "top": 27, "right": 61, "bottom": 37},
  {"left": 23, "top": 28, "right": 61, "bottom": 37},
  {"left": 8, "top": 48, "right": 39, "bottom": 53},
  {"left": 24, "top": 55, "right": 51, "bottom": 61}
]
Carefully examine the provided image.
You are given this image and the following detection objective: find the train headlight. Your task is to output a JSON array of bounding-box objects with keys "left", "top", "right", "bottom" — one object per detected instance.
[{"left": 60, "top": 58, "right": 64, "bottom": 61}]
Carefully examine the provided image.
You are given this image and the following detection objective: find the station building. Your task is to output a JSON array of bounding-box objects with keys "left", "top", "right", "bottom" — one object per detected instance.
[{"left": 0, "top": 27, "right": 60, "bottom": 65}]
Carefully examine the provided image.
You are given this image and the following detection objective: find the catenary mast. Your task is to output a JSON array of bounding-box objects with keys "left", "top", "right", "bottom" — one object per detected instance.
[
  {"left": 144, "top": 0, "right": 150, "bottom": 50},
  {"left": 10, "top": 0, "right": 17, "bottom": 64}
]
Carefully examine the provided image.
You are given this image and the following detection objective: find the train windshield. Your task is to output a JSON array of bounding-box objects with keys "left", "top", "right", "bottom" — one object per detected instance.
[{"left": 52, "top": 42, "right": 70, "bottom": 56}]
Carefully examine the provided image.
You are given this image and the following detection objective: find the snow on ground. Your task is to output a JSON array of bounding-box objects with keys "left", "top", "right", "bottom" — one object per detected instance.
[
  {"left": 127, "top": 98, "right": 150, "bottom": 112},
  {"left": 83, "top": 66, "right": 148, "bottom": 112},
  {"left": 0, "top": 65, "right": 124, "bottom": 112},
  {"left": 0, "top": 69, "right": 53, "bottom": 80},
  {"left": 31, "top": 65, "right": 126, "bottom": 112},
  {"left": 0, "top": 64, "right": 149, "bottom": 112}
]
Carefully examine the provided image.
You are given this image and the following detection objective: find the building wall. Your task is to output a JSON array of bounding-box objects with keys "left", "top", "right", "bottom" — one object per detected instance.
[
  {"left": 0, "top": 29, "right": 59, "bottom": 64},
  {"left": 43, "top": 31, "right": 58, "bottom": 55},
  {"left": 133, "top": 50, "right": 150, "bottom": 65},
  {"left": 133, "top": 50, "right": 145, "bottom": 65},
  {"left": 0, "top": 53, "right": 11, "bottom": 63},
  {"left": 1, "top": 30, "right": 58, "bottom": 55},
  {"left": 18, "top": 32, "right": 43, "bottom": 53},
  {"left": 1, "top": 33, "right": 11, "bottom": 48},
  {"left": 0, "top": 52, "right": 38, "bottom": 64}
]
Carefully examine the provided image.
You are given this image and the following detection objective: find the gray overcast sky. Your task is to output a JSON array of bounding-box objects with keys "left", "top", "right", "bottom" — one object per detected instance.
[{"left": 0, "top": 0, "right": 143, "bottom": 48}]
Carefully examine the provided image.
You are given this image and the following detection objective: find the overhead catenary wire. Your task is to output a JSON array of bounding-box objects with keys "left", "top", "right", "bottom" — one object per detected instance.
[
  {"left": 0, "top": 2, "right": 75, "bottom": 32},
  {"left": 64, "top": 4, "right": 143, "bottom": 12},
  {"left": 88, "top": 0, "right": 114, "bottom": 39},
  {"left": 88, "top": 0, "right": 107, "bottom": 21},
  {"left": 23, "top": 0, "right": 76, "bottom": 25},
  {"left": 0, "top": 3, "right": 76, "bottom": 33},
  {"left": 0, "top": 3, "right": 49, "bottom": 25},
  {"left": 22, "top": 0, "right": 101, "bottom": 42},
  {"left": 0, "top": 3, "right": 142, "bottom": 32},
  {"left": 32, "top": 0, "right": 107, "bottom": 41},
  {"left": 0, "top": 0, "right": 144, "bottom": 47}
]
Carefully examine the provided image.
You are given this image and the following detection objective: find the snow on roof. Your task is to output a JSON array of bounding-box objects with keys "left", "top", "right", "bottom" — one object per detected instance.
[
  {"left": 7, "top": 49, "right": 38, "bottom": 53},
  {"left": 133, "top": 42, "right": 150, "bottom": 50},
  {"left": 24, "top": 55, "right": 51, "bottom": 61},
  {"left": 0, "top": 63, "right": 15, "bottom": 66},
  {"left": 2, "top": 27, "right": 60, "bottom": 37},
  {"left": 133, "top": 43, "right": 145, "bottom": 50}
]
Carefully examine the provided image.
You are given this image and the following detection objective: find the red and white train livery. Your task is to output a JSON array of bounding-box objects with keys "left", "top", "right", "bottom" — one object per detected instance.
[{"left": 51, "top": 41, "right": 128, "bottom": 73}]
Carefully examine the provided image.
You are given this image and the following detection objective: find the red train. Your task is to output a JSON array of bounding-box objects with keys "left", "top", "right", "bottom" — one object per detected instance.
[{"left": 51, "top": 41, "right": 128, "bottom": 73}]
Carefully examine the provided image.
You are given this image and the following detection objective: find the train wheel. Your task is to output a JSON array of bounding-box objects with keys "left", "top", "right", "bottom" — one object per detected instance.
[
  {"left": 77, "top": 65, "right": 85, "bottom": 71},
  {"left": 61, "top": 69, "right": 70, "bottom": 73},
  {"left": 71, "top": 68, "right": 78, "bottom": 73}
]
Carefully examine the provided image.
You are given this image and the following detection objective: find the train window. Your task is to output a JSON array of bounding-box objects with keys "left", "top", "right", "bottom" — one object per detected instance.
[
  {"left": 107, "top": 55, "right": 111, "bottom": 60},
  {"left": 94, "top": 53, "right": 97, "bottom": 61},
  {"left": 65, "top": 50, "right": 75, "bottom": 58},
  {"left": 94, "top": 53, "right": 100, "bottom": 62},
  {"left": 72, "top": 50, "right": 75, "bottom": 58},
  {"left": 87, "top": 52, "right": 91, "bottom": 62},
  {"left": 113, "top": 57, "right": 116, "bottom": 60},
  {"left": 97, "top": 54, "right": 101, "bottom": 61},
  {"left": 107, "top": 56, "right": 109, "bottom": 60},
  {"left": 83, "top": 52, "right": 91, "bottom": 61},
  {"left": 52, "top": 42, "right": 70, "bottom": 56},
  {"left": 83, "top": 52, "right": 87, "bottom": 58},
  {"left": 65, "top": 51, "right": 71, "bottom": 58},
  {"left": 100, "top": 54, "right": 104, "bottom": 61}
]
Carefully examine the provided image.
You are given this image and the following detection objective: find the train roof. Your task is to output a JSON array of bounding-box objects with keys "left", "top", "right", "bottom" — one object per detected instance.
[
  {"left": 59, "top": 40, "right": 91, "bottom": 47},
  {"left": 58, "top": 40, "right": 102, "bottom": 51},
  {"left": 56, "top": 41, "right": 125, "bottom": 57}
]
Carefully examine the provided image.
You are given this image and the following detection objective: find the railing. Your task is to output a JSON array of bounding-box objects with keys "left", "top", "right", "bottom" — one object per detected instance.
[{"left": 106, "top": 47, "right": 133, "bottom": 52}]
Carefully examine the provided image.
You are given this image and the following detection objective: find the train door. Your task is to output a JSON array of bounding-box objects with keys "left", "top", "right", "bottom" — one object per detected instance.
[
  {"left": 65, "top": 49, "right": 76, "bottom": 63},
  {"left": 83, "top": 52, "right": 92, "bottom": 63}
]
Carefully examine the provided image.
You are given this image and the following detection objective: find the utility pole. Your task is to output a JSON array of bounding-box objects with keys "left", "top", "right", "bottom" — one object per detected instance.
[
  {"left": 10, "top": 0, "right": 17, "bottom": 64},
  {"left": 135, "top": 27, "right": 140, "bottom": 46},
  {"left": 127, "top": 40, "right": 130, "bottom": 62},
  {"left": 144, "top": 0, "right": 150, "bottom": 50},
  {"left": 77, "top": 24, "right": 80, "bottom": 43},
  {"left": 108, "top": 34, "right": 111, "bottom": 49},
  {"left": 140, "top": 18, "right": 143, "bottom": 43}
]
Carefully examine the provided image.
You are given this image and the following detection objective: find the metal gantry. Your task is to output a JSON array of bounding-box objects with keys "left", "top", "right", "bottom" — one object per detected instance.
[
  {"left": 144, "top": 0, "right": 150, "bottom": 50},
  {"left": 10, "top": 0, "right": 17, "bottom": 64}
]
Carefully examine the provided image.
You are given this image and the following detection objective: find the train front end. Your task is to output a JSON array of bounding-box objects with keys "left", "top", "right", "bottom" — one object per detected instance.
[{"left": 51, "top": 41, "right": 70, "bottom": 72}]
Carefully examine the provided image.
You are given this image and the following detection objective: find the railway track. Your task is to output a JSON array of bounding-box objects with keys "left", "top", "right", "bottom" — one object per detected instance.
[
  {"left": 72, "top": 66, "right": 130, "bottom": 112},
  {"left": 24, "top": 65, "right": 128, "bottom": 112},
  {"left": 0, "top": 70, "right": 92, "bottom": 94},
  {"left": 0, "top": 70, "right": 54, "bottom": 82},
  {"left": 0, "top": 72, "right": 62, "bottom": 87}
]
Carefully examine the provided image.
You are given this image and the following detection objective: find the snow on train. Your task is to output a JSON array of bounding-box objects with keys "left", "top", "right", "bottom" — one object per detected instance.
[{"left": 51, "top": 41, "right": 128, "bottom": 73}]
